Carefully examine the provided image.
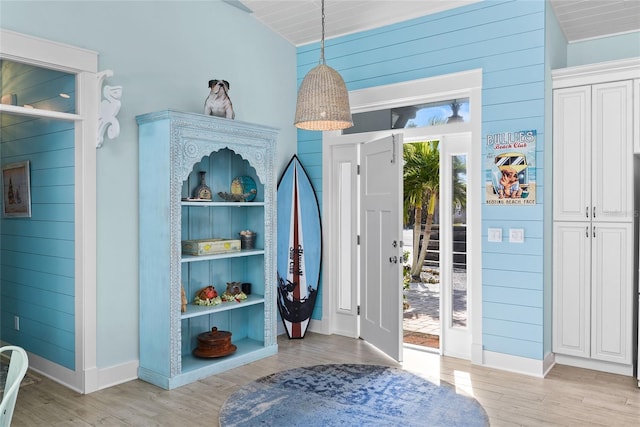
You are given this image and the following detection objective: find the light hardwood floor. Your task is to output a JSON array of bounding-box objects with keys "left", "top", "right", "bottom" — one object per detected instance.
[{"left": 11, "top": 333, "right": 640, "bottom": 426}]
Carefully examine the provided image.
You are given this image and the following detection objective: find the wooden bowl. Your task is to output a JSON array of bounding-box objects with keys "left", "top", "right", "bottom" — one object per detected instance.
[{"left": 192, "top": 327, "right": 237, "bottom": 358}]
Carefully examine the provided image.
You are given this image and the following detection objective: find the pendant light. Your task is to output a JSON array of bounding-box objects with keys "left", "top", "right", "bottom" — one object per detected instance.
[{"left": 294, "top": 0, "right": 353, "bottom": 131}]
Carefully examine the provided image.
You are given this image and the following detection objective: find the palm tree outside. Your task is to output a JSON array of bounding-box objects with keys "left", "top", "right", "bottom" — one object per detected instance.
[
  {"left": 403, "top": 141, "right": 467, "bottom": 283},
  {"left": 403, "top": 140, "right": 440, "bottom": 280}
]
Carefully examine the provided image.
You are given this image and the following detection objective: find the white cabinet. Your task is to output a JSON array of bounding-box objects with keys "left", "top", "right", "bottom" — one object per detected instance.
[
  {"left": 552, "top": 59, "right": 637, "bottom": 376},
  {"left": 634, "top": 79, "right": 640, "bottom": 154},
  {"left": 136, "top": 110, "right": 278, "bottom": 389},
  {"left": 590, "top": 223, "right": 633, "bottom": 364},
  {"left": 552, "top": 86, "right": 591, "bottom": 222},
  {"left": 552, "top": 222, "right": 590, "bottom": 359},
  {"left": 553, "top": 81, "right": 633, "bottom": 223},
  {"left": 553, "top": 222, "right": 633, "bottom": 365}
]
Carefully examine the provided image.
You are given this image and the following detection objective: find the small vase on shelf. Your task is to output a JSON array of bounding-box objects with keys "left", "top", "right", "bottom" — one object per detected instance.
[{"left": 193, "top": 171, "right": 212, "bottom": 200}]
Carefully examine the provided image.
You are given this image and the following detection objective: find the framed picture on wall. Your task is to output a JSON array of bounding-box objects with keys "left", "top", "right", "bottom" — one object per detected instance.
[{"left": 2, "top": 161, "right": 32, "bottom": 218}]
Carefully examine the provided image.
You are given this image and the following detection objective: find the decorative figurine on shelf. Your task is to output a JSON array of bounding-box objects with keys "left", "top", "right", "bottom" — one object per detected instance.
[
  {"left": 226, "top": 282, "right": 242, "bottom": 296},
  {"left": 194, "top": 285, "right": 222, "bottom": 306},
  {"left": 222, "top": 282, "right": 248, "bottom": 303},
  {"left": 181, "top": 286, "right": 187, "bottom": 312},
  {"left": 193, "top": 171, "right": 212, "bottom": 200},
  {"left": 230, "top": 176, "right": 257, "bottom": 202},
  {"left": 204, "top": 79, "right": 235, "bottom": 119}
]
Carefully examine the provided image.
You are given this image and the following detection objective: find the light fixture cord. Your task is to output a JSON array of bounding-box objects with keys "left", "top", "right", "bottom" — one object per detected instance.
[{"left": 320, "top": 0, "right": 326, "bottom": 64}]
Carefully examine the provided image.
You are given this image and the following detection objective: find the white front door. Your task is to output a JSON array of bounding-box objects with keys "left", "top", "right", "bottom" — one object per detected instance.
[{"left": 360, "top": 134, "right": 403, "bottom": 361}]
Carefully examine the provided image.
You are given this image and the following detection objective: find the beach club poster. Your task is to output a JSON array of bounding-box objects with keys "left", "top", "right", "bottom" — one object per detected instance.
[{"left": 485, "top": 130, "right": 536, "bottom": 206}]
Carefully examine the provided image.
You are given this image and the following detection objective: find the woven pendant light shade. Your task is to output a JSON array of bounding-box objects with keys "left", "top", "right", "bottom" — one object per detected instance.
[
  {"left": 294, "top": 64, "right": 353, "bottom": 131},
  {"left": 294, "top": 0, "right": 353, "bottom": 131}
]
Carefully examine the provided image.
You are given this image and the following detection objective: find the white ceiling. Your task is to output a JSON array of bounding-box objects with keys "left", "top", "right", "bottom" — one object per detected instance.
[
  {"left": 230, "top": 0, "right": 640, "bottom": 46},
  {"left": 550, "top": 0, "right": 640, "bottom": 42}
]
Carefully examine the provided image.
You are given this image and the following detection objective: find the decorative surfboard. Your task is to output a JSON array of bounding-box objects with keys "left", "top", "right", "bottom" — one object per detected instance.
[{"left": 277, "top": 155, "right": 322, "bottom": 339}]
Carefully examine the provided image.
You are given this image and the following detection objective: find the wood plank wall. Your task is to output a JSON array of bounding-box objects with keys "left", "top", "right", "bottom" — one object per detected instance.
[
  {"left": 1, "top": 61, "right": 76, "bottom": 369},
  {"left": 296, "top": 0, "right": 547, "bottom": 359}
]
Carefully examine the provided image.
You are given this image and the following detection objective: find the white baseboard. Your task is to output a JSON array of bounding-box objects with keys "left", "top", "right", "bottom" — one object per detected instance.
[
  {"left": 480, "top": 350, "right": 555, "bottom": 378},
  {"left": 18, "top": 346, "right": 138, "bottom": 394},
  {"left": 307, "top": 318, "right": 331, "bottom": 335},
  {"left": 97, "top": 360, "right": 139, "bottom": 391},
  {"left": 542, "top": 352, "right": 556, "bottom": 377},
  {"left": 471, "top": 343, "right": 483, "bottom": 365},
  {"left": 24, "top": 351, "right": 83, "bottom": 393}
]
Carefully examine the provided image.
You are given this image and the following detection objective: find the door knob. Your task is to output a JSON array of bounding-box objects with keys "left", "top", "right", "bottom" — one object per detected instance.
[{"left": 389, "top": 256, "right": 398, "bottom": 264}]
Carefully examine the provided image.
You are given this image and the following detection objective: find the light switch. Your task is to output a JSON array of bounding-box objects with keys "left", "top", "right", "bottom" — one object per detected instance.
[
  {"left": 488, "top": 228, "right": 502, "bottom": 242},
  {"left": 509, "top": 228, "right": 524, "bottom": 243}
]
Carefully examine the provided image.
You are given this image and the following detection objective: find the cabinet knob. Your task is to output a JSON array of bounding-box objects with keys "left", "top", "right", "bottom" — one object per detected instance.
[
  {"left": 585, "top": 206, "right": 589, "bottom": 218},
  {"left": 593, "top": 226, "right": 596, "bottom": 238},
  {"left": 592, "top": 206, "right": 596, "bottom": 218},
  {"left": 585, "top": 226, "right": 589, "bottom": 238}
]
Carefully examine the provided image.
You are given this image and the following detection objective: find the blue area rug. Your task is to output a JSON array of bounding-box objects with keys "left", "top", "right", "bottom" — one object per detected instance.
[{"left": 219, "top": 364, "right": 489, "bottom": 427}]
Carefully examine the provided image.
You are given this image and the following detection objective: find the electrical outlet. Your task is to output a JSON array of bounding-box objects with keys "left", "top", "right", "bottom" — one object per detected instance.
[
  {"left": 509, "top": 228, "right": 525, "bottom": 243},
  {"left": 14, "top": 315, "right": 20, "bottom": 331},
  {"left": 488, "top": 228, "right": 502, "bottom": 242}
]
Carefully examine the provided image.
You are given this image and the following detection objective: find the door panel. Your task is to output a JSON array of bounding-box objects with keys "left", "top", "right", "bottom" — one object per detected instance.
[
  {"left": 440, "top": 134, "right": 471, "bottom": 358},
  {"left": 552, "top": 222, "right": 590, "bottom": 358},
  {"left": 634, "top": 79, "right": 640, "bottom": 154},
  {"left": 591, "top": 81, "right": 633, "bottom": 222},
  {"left": 552, "top": 87, "right": 591, "bottom": 222},
  {"left": 360, "top": 134, "right": 403, "bottom": 361},
  {"left": 591, "top": 223, "right": 633, "bottom": 364},
  {"left": 328, "top": 143, "right": 359, "bottom": 338}
]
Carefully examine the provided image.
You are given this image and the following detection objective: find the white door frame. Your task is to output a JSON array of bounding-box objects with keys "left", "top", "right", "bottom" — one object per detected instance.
[
  {"left": 440, "top": 132, "right": 473, "bottom": 359},
  {"left": 322, "top": 70, "right": 483, "bottom": 363},
  {"left": 0, "top": 29, "right": 99, "bottom": 392}
]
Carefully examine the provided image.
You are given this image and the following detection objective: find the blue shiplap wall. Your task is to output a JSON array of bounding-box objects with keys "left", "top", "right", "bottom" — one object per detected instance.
[
  {"left": 296, "top": 137, "right": 324, "bottom": 319},
  {"left": 297, "top": 0, "right": 547, "bottom": 359},
  {"left": 1, "top": 63, "right": 76, "bottom": 369}
]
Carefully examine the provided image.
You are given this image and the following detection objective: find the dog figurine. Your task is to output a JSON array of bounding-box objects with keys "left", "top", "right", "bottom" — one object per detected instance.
[
  {"left": 204, "top": 79, "right": 235, "bottom": 119},
  {"left": 497, "top": 167, "right": 522, "bottom": 199}
]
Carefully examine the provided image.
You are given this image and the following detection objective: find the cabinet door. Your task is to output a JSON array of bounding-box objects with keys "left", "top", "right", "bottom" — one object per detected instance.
[
  {"left": 553, "top": 87, "right": 591, "bottom": 222},
  {"left": 591, "top": 81, "right": 633, "bottom": 222},
  {"left": 634, "top": 79, "right": 639, "bottom": 154},
  {"left": 591, "top": 223, "right": 633, "bottom": 364},
  {"left": 552, "top": 222, "right": 590, "bottom": 358}
]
